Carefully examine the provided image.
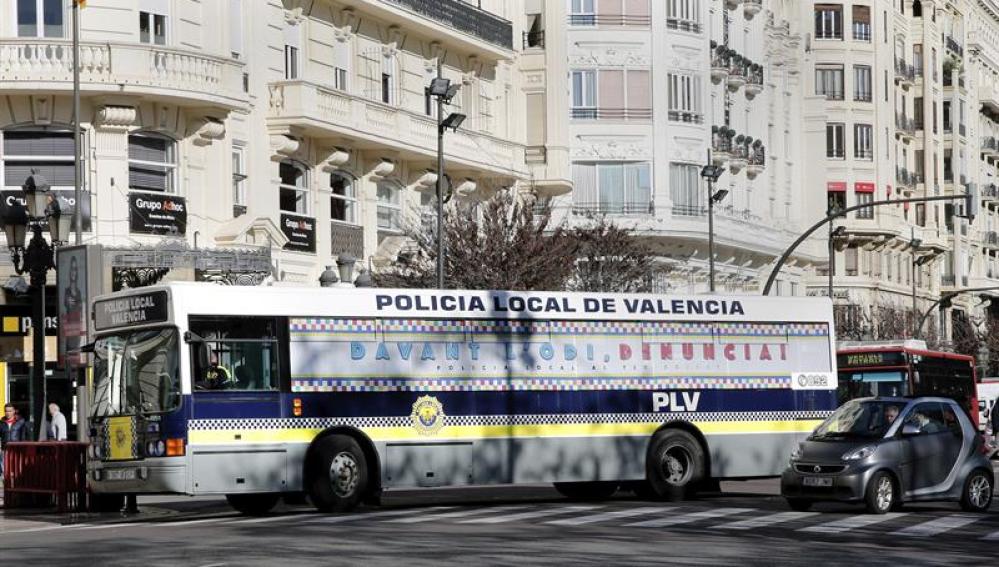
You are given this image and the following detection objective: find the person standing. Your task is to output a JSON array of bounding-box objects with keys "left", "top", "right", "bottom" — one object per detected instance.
[
  {"left": 1, "top": 404, "right": 27, "bottom": 476},
  {"left": 46, "top": 402, "right": 67, "bottom": 441}
]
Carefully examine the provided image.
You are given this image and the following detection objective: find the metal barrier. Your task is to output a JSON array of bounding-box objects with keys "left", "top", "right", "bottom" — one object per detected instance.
[{"left": 2, "top": 442, "right": 88, "bottom": 512}]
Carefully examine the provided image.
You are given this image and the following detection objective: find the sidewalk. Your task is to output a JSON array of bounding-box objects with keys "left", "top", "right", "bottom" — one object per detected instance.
[{"left": 0, "top": 492, "right": 232, "bottom": 527}]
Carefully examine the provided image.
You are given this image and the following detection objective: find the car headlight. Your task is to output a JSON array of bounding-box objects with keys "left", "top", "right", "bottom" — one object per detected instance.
[
  {"left": 842, "top": 445, "right": 877, "bottom": 461},
  {"left": 789, "top": 444, "right": 803, "bottom": 463}
]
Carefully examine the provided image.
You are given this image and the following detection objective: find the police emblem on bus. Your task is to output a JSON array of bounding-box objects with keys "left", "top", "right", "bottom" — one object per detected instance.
[{"left": 411, "top": 395, "right": 445, "bottom": 436}]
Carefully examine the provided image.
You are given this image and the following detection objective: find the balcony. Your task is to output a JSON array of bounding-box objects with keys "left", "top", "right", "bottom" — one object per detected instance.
[
  {"left": 985, "top": 231, "right": 999, "bottom": 251},
  {"left": 0, "top": 39, "right": 247, "bottom": 109},
  {"left": 666, "top": 19, "right": 703, "bottom": 33},
  {"left": 894, "top": 59, "right": 915, "bottom": 88},
  {"left": 572, "top": 201, "right": 655, "bottom": 216},
  {"left": 381, "top": 0, "right": 512, "bottom": 50},
  {"left": 571, "top": 107, "right": 654, "bottom": 121},
  {"left": 983, "top": 137, "right": 999, "bottom": 157},
  {"left": 982, "top": 183, "right": 999, "bottom": 203},
  {"left": 895, "top": 115, "right": 916, "bottom": 140},
  {"left": 982, "top": 84, "right": 999, "bottom": 113},
  {"left": 946, "top": 36, "right": 964, "bottom": 57},
  {"left": 522, "top": 30, "right": 545, "bottom": 49},
  {"left": 331, "top": 222, "right": 364, "bottom": 258},
  {"left": 267, "top": 80, "right": 526, "bottom": 179},
  {"left": 667, "top": 110, "right": 704, "bottom": 124},
  {"left": 567, "top": 13, "right": 652, "bottom": 27},
  {"left": 896, "top": 167, "right": 918, "bottom": 188}
]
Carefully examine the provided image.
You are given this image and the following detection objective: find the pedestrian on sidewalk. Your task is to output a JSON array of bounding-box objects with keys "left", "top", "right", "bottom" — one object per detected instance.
[
  {"left": 43, "top": 403, "right": 67, "bottom": 442},
  {"left": 1, "top": 404, "right": 27, "bottom": 476}
]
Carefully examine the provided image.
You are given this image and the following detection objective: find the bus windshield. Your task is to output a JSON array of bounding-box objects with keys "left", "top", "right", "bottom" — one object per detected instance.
[
  {"left": 91, "top": 327, "right": 181, "bottom": 418},
  {"left": 837, "top": 369, "right": 908, "bottom": 403}
]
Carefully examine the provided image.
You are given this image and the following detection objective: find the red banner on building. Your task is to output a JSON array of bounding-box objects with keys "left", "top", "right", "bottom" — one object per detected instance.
[
  {"left": 855, "top": 182, "right": 876, "bottom": 193},
  {"left": 827, "top": 182, "right": 847, "bottom": 192}
]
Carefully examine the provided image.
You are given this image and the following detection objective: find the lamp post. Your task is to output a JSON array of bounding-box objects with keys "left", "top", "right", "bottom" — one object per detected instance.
[
  {"left": 427, "top": 74, "right": 465, "bottom": 290},
  {"left": 3, "top": 171, "right": 71, "bottom": 439},
  {"left": 828, "top": 221, "right": 846, "bottom": 300},
  {"left": 914, "top": 286, "right": 999, "bottom": 339},
  {"left": 700, "top": 153, "right": 726, "bottom": 293}
]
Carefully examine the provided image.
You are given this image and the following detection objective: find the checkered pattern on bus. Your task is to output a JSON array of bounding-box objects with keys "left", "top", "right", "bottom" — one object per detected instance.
[{"left": 290, "top": 375, "right": 791, "bottom": 393}]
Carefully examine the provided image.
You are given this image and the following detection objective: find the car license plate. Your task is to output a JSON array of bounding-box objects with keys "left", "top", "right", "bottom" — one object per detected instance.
[
  {"left": 104, "top": 468, "right": 137, "bottom": 481},
  {"left": 802, "top": 476, "right": 832, "bottom": 487}
]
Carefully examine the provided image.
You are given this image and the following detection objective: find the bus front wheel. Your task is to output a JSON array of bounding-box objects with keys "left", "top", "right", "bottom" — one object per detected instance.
[
  {"left": 225, "top": 493, "right": 280, "bottom": 516},
  {"left": 308, "top": 435, "right": 368, "bottom": 513},
  {"left": 646, "top": 429, "right": 705, "bottom": 502}
]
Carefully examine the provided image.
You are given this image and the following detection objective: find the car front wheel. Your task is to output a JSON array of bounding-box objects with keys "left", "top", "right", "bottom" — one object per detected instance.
[
  {"left": 960, "top": 469, "right": 993, "bottom": 513},
  {"left": 864, "top": 471, "right": 897, "bottom": 514}
]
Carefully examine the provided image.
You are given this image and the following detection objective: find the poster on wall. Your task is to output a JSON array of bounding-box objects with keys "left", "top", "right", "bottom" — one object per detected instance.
[
  {"left": 281, "top": 213, "right": 317, "bottom": 253},
  {"left": 0, "top": 190, "right": 92, "bottom": 232},
  {"left": 57, "top": 245, "right": 88, "bottom": 366},
  {"left": 129, "top": 192, "right": 187, "bottom": 235}
]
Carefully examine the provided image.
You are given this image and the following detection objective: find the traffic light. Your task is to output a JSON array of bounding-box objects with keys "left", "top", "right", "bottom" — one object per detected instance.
[{"left": 966, "top": 183, "right": 980, "bottom": 223}]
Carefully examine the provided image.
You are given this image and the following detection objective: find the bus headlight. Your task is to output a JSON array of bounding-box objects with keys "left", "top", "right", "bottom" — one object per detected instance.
[{"left": 145, "top": 440, "right": 166, "bottom": 458}]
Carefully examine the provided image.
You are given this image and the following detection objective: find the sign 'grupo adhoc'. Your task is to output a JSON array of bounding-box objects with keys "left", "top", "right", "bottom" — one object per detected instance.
[
  {"left": 129, "top": 192, "right": 187, "bottom": 235},
  {"left": 281, "top": 213, "right": 317, "bottom": 252},
  {"left": 93, "top": 291, "right": 169, "bottom": 331}
]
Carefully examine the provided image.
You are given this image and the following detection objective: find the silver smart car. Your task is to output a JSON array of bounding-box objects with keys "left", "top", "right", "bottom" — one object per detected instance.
[{"left": 781, "top": 397, "right": 994, "bottom": 514}]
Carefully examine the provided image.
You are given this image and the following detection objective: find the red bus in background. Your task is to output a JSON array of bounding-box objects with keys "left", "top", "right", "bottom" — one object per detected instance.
[{"left": 837, "top": 341, "right": 979, "bottom": 429}]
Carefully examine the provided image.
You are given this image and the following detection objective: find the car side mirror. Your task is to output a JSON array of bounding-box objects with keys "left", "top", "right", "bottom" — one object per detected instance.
[{"left": 901, "top": 423, "right": 921, "bottom": 436}]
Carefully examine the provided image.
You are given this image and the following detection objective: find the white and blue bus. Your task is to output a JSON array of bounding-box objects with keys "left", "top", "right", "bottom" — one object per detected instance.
[{"left": 86, "top": 283, "right": 838, "bottom": 514}]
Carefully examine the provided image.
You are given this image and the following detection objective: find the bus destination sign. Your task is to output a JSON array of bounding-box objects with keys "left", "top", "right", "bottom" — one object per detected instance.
[
  {"left": 838, "top": 351, "right": 907, "bottom": 368},
  {"left": 94, "top": 291, "right": 169, "bottom": 331}
]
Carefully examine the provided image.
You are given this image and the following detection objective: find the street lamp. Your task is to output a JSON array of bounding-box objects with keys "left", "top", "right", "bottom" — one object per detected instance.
[
  {"left": 700, "top": 159, "right": 726, "bottom": 292},
  {"left": 828, "top": 223, "right": 846, "bottom": 300},
  {"left": 5, "top": 170, "right": 69, "bottom": 439},
  {"left": 427, "top": 74, "right": 464, "bottom": 290}
]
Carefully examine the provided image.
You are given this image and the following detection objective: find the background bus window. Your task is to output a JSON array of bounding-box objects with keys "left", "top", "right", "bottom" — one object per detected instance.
[
  {"left": 838, "top": 370, "right": 907, "bottom": 401},
  {"left": 189, "top": 317, "right": 280, "bottom": 391},
  {"left": 912, "top": 360, "right": 975, "bottom": 416}
]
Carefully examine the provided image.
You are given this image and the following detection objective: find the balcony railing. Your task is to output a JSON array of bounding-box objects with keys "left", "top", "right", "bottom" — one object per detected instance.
[
  {"left": 572, "top": 201, "right": 655, "bottom": 216},
  {"left": 854, "top": 148, "right": 874, "bottom": 160},
  {"left": 672, "top": 204, "right": 706, "bottom": 217},
  {"left": 896, "top": 114, "right": 916, "bottom": 135},
  {"left": 983, "top": 137, "right": 998, "bottom": 153},
  {"left": 383, "top": 0, "right": 513, "bottom": 49},
  {"left": 667, "top": 110, "right": 704, "bottom": 124},
  {"left": 983, "top": 183, "right": 999, "bottom": 200},
  {"left": 567, "top": 14, "right": 651, "bottom": 26},
  {"left": 946, "top": 36, "right": 964, "bottom": 57},
  {"left": 985, "top": 232, "right": 999, "bottom": 249},
  {"left": 894, "top": 60, "right": 915, "bottom": 83},
  {"left": 331, "top": 222, "right": 364, "bottom": 258},
  {"left": 571, "top": 107, "right": 653, "bottom": 120},
  {"left": 854, "top": 91, "right": 873, "bottom": 102},
  {"left": 666, "top": 19, "right": 703, "bottom": 33},
  {"left": 522, "top": 30, "right": 545, "bottom": 49},
  {"left": 942, "top": 274, "right": 956, "bottom": 286},
  {"left": 820, "top": 89, "right": 844, "bottom": 101},
  {"left": 852, "top": 24, "right": 871, "bottom": 41}
]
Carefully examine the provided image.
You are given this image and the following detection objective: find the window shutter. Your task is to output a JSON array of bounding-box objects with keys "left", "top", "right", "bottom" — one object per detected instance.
[
  {"left": 598, "top": 70, "right": 624, "bottom": 114},
  {"left": 626, "top": 70, "right": 651, "bottom": 113},
  {"left": 3, "top": 131, "right": 74, "bottom": 156}
]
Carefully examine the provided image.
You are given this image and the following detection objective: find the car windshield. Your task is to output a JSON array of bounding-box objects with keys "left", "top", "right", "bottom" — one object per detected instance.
[
  {"left": 811, "top": 399, "right": 904, "bottom": 440},
  {"left": 90, "top": 327, "right": 181, "bottom": 418}
]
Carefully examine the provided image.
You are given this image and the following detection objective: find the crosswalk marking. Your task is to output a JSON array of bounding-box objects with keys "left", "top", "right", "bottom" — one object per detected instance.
[
  {"left": 387, "top": 506, "right": 527, "bottom": 524},
  {"left": 460, "top": 505, "right": 601, "bottom": 524},
  {"left": 714, "top": 511, "right": 818, "bottom": 530},
  {"left": 231, "top": 513, "right": 319, "bottom": 525},
  {"left": 154, "top": 517, "right": 235, "bottom": 528},
  {"left": 892, "top": 514, "right": 983, "bottom": 537},
  {"left": 625, "top": 507, "right": 753, "bottom": 528},
  {"left": 798, "top": 513, "right": 907, "bottom": 534},
  {"left": 980, "top": 529, "right": 999, "bottom": 541},
  {"left": 545, "top": 507, "right": 674, "bottom": 526},
  {"left": 299, "top": 506, "right": 455, "bottom": 525}
]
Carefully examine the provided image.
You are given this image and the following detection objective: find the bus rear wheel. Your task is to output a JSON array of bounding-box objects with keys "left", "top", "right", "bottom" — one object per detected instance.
[
  {"left": 646, "top": 429, "right": 705, "bottom": 502},
  {"left": 308, "top": 435, "right": 368, "bottom": 513},
  {"left": 554, "top": 481, "right": 619, "bottom": 500},
  {"left": 226, "top": 493, "right": 280, "bottom": 516}
]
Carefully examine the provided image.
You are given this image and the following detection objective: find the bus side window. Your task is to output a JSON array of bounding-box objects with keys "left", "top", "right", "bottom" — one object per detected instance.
[{"left": 189, "top": 316, "right": 281, "bottom": 392}]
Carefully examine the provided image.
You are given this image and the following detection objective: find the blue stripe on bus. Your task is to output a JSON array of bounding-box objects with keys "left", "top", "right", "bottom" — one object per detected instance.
[{"left": 187, "top": 389, "right": 838, "bottom": 421}]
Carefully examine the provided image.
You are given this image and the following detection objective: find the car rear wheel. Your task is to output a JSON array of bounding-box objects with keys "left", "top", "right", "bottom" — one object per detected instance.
[
  {"left": 646, "top": 429, "right": 705, "bottom": 502},
  {"left": 554, "top": 481, "right": 619, "bottom": 500},
  {"left": 225, "top": 493, "right": 280, "bottom": 516},
  {"left": 864, "top": 471, "right": 897, "bottom": 515},
  {"left": 785, "top": 498, "right": 812, "bottom": 512},
  {"left": 960, "top": 469, "right": 993, "bottom": 513},
  {"left": 308, "top": 435, "right": 368, "bottom": 513}
]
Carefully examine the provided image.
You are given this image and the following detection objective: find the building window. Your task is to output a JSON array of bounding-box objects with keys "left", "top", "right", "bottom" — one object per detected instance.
[
  {"left": 128, "top": 133, "right": 176, "bottom": 193},
  {"left": 330, "top": 172, "right": 358, "bottom": 225},
  {"left": 913, "top": 44, "right": 923, "bottom": 76},
  {"left": 668, "top": 73, "right": 702, "bottom": 122},
  {"left": 667, "top": 0, "right": 701, "bottom": 32},
  {"left": 569, "top": 0, "right": 596, "bottom": 25},
  {"left": 0, "top": 128, "right": 75, "bottom": 191},
  {"left": 572, "top": 162, "right": 653, "bottom": 214},
  {"left": 229, "top": 0, "right": 243, "bottom": 58},
  {"left": 284, "top": 21, "right": 301, "bottom": 80},
  {"left": 854, "top": 65, "right": 872, "bottom": 102},
  {"left": 815, "top": 65, "right": 844, "bottom": 100},
  {"left": 669, "top": 163, "right": 701, "bottom": 216},
  {"left": 827, "top": 190, "right": 846, "bottom": 213},
  {"left": 376, "top": 180, "right": 403, "bottom": 232},
  {"left": 232, "top": 146, "right": 247, "bottom": 214},
  {"left": 570, "top": 70, "right": 597, "bottom": 118},
  {"left": 814, "top": 4, "right": 843, "bottom": 40},
  {"left": 855, "top": 191, "right": 874, "bottom": 219},
  {"left": 139, "top": 11, "right": 168, "bottom": 45},
  {"left": 854, "top": 124, "right": 873, "bottom": 159},
  {"left": 279, "top": 160, "right": 309, "bottom": 215},
  {"left": 826, "top": 123, "right": 845, "bottom": 158},
  {"left": 852, "top": 5, "right": 871, "bottom": 41},
  {"left": 17, "top": 0, "right": 64, "bottom": 38},
  {"left": 334, "top": 40, "right": 350, "bottom": 91}
]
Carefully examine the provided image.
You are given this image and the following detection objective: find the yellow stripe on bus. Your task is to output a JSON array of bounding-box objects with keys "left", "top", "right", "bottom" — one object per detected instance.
[{"left": 187, "top": 419, "right": 822, "bottom": 445}]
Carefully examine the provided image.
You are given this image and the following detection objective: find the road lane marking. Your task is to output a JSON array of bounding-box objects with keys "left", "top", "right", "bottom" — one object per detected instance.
[
  {"left": 0, "top": 524, "right": 73, "bottom": 535},
  {"left": 545, "top": 507, "right": 674, "bottom": 526},
  {"left": 300, "top": 506, "right": 456, "bottom": 525},
  {"left": 387, "top": 506, "right": 526, "bottom": 524},
  {"left": 460, "top": 505, "right": 601, "bottom": 524},
  {"left": 625, "top": 508, "right": 754, "bottom": 528},
  {"left": 799, "top": 513, "right": 907, "bottom": 534},
  {"left": 230, "top": 513, "right": 320, "bottom": 525},
  {"left": 151, "top": 517, "right": 237, "bottom": 528},
  {"left": 713, "top": 511, "right": 818, "bottom": 530},
  {"left": 891, "top": 514, "right": 984, "bottom": 537}
]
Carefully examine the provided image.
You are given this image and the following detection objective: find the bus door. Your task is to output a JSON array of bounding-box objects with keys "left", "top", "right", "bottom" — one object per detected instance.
[{"left": 186, "top": 316, "right": 287, "bottom": 493}]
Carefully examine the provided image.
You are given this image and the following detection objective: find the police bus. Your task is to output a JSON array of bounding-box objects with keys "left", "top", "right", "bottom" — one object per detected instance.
[{"left": 86, "top": 283, "right": 838, "bottom": 514}]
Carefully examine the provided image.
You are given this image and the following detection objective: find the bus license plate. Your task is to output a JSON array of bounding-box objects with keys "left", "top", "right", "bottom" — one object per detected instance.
[
  {"left": 104, "top": 468, "right": 138, "bottom": 481},
  {"left": 802, "top": 476, "right": 832, "bottom": 487}
]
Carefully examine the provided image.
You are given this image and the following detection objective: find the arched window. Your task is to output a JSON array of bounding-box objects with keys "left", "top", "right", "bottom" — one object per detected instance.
[
  {"left": 330, "top": 172, "right": 357, "bottom": 224},
  {"left": 279, "top": 160, "right": 310, "bottom": 215},
  {"left": 376, "top": 179, "right": 402, "bottom": 232},
  {"left": 0, "top": 126, "right": 76, "bottom": 191},
  {"left": 128, "top": 132, "right": 177, "bottom": 193}
]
